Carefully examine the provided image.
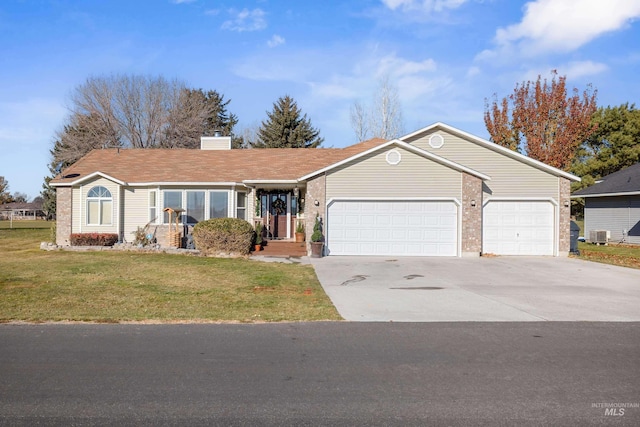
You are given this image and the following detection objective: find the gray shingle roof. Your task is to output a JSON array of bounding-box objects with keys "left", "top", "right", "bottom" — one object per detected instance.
[{"left": 573, "top": 163, "right": 640, "bottom": 197}]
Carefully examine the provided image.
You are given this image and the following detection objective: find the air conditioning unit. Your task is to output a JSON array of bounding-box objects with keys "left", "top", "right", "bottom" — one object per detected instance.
[{"left": 589, "top": 230, "right": 610, "bottom": 244}]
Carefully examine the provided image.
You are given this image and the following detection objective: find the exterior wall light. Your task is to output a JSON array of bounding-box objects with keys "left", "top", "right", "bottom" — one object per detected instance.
[{"left": 471, "top": 200, "right": 476, "bottom": 207}]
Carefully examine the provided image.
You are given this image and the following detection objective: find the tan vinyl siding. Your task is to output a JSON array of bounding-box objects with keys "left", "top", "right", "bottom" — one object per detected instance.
[
  {"left": 74, "top": 177, "right": 120, "bottom": 234},
  {"left": 326, "top": 147, "right": 462, "bottom": 200},
  {"left": 72, "top": 187, "right": 81, "bottom": 234},
  {"left": 407, "top": 130, "right": 559, "bottom": 200},
  {"left": 585, "top": 196, "right": 640, "bottom": 244},
  {"left": 122, "top": 187, "right": 151, "bottom": 243}
]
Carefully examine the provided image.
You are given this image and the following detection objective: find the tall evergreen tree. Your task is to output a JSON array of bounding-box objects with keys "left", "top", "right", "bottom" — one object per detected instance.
[
  {"left": 163, "top": 88, "right": 242, "bottom": 148},
  {"left": 254, "top": 95, "right": 323, "bottom": 148},
  {"left": 40, "top": 136, "right": 78, "bottom": 220},
  {"left": 571, "top": 103, "right": 640, "bottom": 190}
]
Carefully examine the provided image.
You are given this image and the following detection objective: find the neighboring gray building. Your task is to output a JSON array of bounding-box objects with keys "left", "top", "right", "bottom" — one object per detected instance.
[{"left": 573, "top": 163, "right": 640, "bottom": 245}]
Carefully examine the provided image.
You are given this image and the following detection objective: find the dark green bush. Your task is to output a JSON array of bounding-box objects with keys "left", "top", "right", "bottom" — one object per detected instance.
[
  {"left": 193, "top": 218, "right": 255, "bottom": 256},
  {"left": 70, "top": 233, "right": 119, "bottom": 246}
]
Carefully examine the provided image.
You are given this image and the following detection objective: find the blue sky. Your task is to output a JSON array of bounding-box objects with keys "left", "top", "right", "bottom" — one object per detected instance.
[{"left": 1, "top": 0, "right": 640, "bottom": 199}]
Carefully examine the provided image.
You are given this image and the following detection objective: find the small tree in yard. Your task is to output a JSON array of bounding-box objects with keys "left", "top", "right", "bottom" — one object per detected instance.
[{"left": 484, "top": 70, "right": 598, "bottom": 171}]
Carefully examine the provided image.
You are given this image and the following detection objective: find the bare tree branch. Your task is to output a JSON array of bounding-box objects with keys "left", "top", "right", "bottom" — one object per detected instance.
[{"left": 350, "top": 75, "right": 404, "bottom": 141}]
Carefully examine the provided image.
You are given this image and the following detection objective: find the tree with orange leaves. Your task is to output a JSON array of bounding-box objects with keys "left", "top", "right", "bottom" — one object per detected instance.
[{"left": 484, "top": 71, "right": 598, "bottom": 171}]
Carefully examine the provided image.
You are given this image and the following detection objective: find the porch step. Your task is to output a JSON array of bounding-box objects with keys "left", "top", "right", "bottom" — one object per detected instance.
[{"left": 253, "top": 240, "right": 307, "bottom": 257}]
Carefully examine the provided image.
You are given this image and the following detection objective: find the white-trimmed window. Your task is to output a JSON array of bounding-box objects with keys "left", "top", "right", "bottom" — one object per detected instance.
[
  {"left": 186, "top": 191, "right": 205, "bottom": 224},
  {"left": 236, "top": 192, "right": 247, "bottom": 220},
  {"left": 163, "top": 191, "right": 183, "bottom": 223},
  {"left": 149, "top": 190, "right": 157, "bottom": 223},
  {"left": 209, "top": 191, "right": 228, "bottom": 219},
  {"left": 87, "top": 186, "right": 113, "bottom": 225}
]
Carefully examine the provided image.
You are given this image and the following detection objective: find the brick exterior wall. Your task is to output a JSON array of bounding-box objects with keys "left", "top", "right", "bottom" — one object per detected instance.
[
  {"left": 559, "top": 178, "right": 571, "bottom": 255},
  {"left": 461, "top": 173, "right": 482, "bottom": 256},
  {"left": 56, "top": 187, "right": 72, "bottom": 246},
  {"left": 303, "top": 174, "right": 326, "bottom": 254}
]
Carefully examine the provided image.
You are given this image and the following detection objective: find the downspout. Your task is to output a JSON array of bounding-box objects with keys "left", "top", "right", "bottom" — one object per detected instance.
[{"left": 117, "top": 185, "right": 122, "bottom": 243}]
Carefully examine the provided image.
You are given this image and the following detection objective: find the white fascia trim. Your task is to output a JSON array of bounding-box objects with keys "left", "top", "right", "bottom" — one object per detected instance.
[
  {"left": 327, "top": 197, "right": 462, "bottom": 207},
  {"left": 399, "top": 122, "right": 581, "bottom": 182},
  {"left": 571, "top": 191, "right": 640, "bottom": 198},
  {"left": 298, "top": 139, "right": 491, "bottom": 182},
  {"left": 242, "top": 180, "right": 299, "bottom": 185},
  {"left": 128, "top": 181, "right": 244, "bottom": 187},
  {"left": 51, "top": 171, "right": 127, "bottom": 187},
  {"left": 483, "top": 196, "right": 559, "bottom": 207}
]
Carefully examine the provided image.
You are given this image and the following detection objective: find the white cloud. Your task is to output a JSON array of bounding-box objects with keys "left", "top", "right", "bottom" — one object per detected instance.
[
  {"left": 221, "top": 8, "right": 267, "bottom": 32},
  {"left": 561, "top": 61, "right": 609, "bottom": 79},
  {"left": 495, "top": 0, "right": 640, "bottom": 54},
  {"left": 305, "top": 52, "right": 442, "bottom": 105},
  {"left": 381, "top": 0, "right": 469, "bottom": 12},
  {"left": 267, "top": 35, "right": 285, "bottom": 48},
  {"left": 171, "top": 0, "right": 196, "bottom": 4},
  {"left": 466, "top": 66, "right": 481, "bottom": 77},
  {"left": 308, "top": 80, "right": 359, "bottom": 99},
  {"left": 377, "top": 54, "right": 437, "bottom": 77}
]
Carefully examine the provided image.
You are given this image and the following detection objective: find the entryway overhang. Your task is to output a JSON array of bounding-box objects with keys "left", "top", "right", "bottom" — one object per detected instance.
[{"left": 242, "top": 179, "right": 303, "bottom": 190}]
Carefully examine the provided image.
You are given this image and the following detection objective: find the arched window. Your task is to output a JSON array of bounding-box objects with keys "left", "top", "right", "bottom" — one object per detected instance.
[{"left": 87, "top": 186, "right": 112, "bottom": 225}]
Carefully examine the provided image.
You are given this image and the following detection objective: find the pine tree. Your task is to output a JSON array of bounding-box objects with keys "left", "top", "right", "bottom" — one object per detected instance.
[
  {"left": 40, "top": 138, "right": 76, "bottom": 220},
  {"left": 571, "top": 103, "right": 640, "bottom": 190},
  {"left": 254, "top": 95, "right": 323, "bottom": 148}
]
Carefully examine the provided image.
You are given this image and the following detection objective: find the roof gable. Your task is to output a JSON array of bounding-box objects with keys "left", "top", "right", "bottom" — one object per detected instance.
[
  {"left": 400, "top": 122, "right": 580, "bottom": 182},
  {"left": 298, "top": 139, "right": 491, "bottom": 181}
]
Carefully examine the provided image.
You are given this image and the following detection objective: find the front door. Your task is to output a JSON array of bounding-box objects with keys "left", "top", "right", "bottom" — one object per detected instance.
[
  {"left": 269, "top": 193, "right": 288, "bottom": 239},
  {"left": 260, "top": 192, "right": 296, "bottom": 240}
]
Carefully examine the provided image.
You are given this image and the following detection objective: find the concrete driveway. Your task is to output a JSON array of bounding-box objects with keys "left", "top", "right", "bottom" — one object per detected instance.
[{"left": 310, "top": 256, "right": 640, "bottom": 322}]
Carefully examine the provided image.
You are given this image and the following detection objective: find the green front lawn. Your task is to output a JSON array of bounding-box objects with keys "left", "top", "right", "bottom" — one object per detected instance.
[
  {"left": 573, "top": 219, "right": 640, "bottom": 269},
  {"left": 0, "top": 219, "right": 52, "bottom": 229},
  {"left": 0, "top": 228, "right": 341, "bottom": 323}
]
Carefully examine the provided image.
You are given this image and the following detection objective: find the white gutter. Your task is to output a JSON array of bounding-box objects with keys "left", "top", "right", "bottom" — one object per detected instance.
[{"left": 571, "top": 191, "right": 640, "bottom": 198}]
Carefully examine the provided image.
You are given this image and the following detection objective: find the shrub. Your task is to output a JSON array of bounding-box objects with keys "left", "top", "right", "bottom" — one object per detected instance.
[
  {"left": 311, "top": 214, "right": 324, "bottom": 242},
  {"left": 49, "top": 221, "right": 57, "bottom": 244},
  {"left": 193, "top": 218, "right": 254, "bottom": 256},
  {"left": 131, "top": 226, "right": 153, "bottom": 246},
  {"left": 255, "top": 222, "right": 263, "bottom": 245},
  {"left": 70, "top": 233, "right": 119, "bottom": 246}
]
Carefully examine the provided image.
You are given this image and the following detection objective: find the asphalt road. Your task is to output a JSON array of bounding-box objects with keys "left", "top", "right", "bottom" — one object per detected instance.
[{"left": 1, "top": 323, "right": 639, "bottom": 426}]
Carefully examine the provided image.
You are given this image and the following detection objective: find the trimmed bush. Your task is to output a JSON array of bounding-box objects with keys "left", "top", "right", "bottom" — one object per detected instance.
[
  {"left": 70, "top": 233, "right": 119, "bottom": 246},
  {"left": 193, "top": 218, "right": 254, "bottom": 256}
]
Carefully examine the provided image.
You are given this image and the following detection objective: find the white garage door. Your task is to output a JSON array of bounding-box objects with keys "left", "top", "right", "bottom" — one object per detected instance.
[
  {"left": 327, "top": 200, "right": 458, "bottom": 256},
  {"left": 483, "top": 201, "right": 554, "bottom": 255}
]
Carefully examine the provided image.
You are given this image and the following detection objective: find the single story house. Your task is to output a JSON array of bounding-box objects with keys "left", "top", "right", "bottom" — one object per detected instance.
[
  {"left": 51, "top": 122, "right": 578, "bottom": 256},
  {"left": 0, "top": 201, "right": 45, "bottom": 220},
  {"left": 572, "top": 163, "right": 640, "bottom": 244}
]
